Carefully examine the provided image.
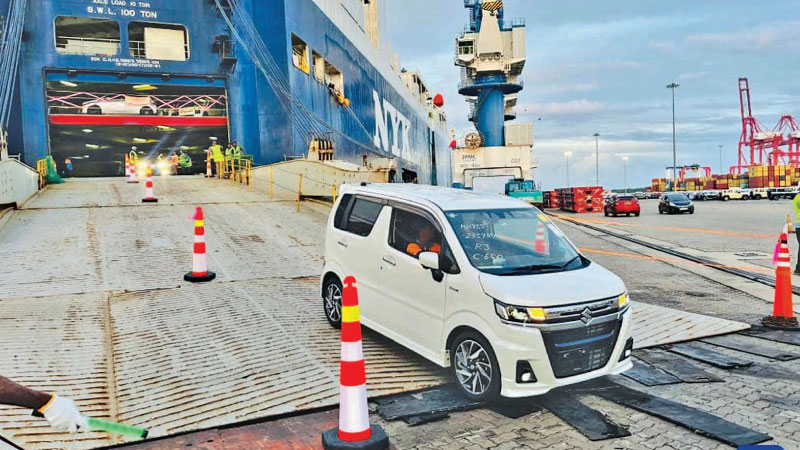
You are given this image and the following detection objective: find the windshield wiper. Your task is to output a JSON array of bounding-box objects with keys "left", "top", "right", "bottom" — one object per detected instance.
[{"left": 498, "top": 256, "right": 582, "bottom": 276}]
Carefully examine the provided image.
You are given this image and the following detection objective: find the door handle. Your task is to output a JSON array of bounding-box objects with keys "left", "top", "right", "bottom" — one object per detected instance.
[
  {"left": 337, "top": 240, "right": 348, "bottom": 248},
  {"left": 382, "top": 256, "right": 396, "bottom": 266}
]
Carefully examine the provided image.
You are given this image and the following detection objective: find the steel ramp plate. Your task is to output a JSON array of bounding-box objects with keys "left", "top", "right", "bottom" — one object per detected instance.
[
  {"left": 591, "top": 381, "right": 771, "bottom": 447},
  {"left": 535, "top": 391, "right": 631, "bottom": 441},
  {"left": 373, "top": 385, "right": 481, "bottom": 421},
  {"left": 487, "top": 399, "right": 542, "bottom": 419},
  {"left": 741, "top": 326, "right": 800, "bottom": 346},
  {"left": 668, "top": 342, "right": 754, "bottom": 369},
  {"left": 701, "top": 335, "right": 800, "bottom": 361},
  {"left": 622, "top": 359, "right": 682, "bottom": 386},
  {"left": 636, "top": 349, "right": 723, "bottom": 383},
  {"left": 630, "top": 302, "right": 750, "bottom": 349}
]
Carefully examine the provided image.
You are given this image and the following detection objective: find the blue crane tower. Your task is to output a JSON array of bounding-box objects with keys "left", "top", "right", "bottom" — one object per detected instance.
[{"left": 456, "top": 0, "right": 526, "bottom": 148}]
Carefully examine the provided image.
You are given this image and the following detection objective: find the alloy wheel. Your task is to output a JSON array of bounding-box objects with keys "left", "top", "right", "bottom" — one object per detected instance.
[
  {"left": 454, "top": 339, "right": 492, "bottom": 396},
  {"left": 324, "top": 283, "right": 342, "bottom": 323}
]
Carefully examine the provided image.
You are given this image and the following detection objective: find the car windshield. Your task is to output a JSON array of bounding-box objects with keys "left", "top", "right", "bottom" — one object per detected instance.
[
  {"left": 445, "top": 208, "right": 583, "bottom": 276},
  {"left": 667, "top": 194, "right": 689, "bottom": 201}
]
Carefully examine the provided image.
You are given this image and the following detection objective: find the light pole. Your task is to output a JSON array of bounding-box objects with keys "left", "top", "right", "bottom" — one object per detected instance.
[
  {"left": 564, "top": 151, "right": 572, "bottom": 187},
  {"left": 622, "top": 156, "right": 629, "bottom": 193},
  {"left": 666, "top": 82, "right": 679, "bottom": 191},
  {"left": 593, "top": 132, "right": 600, "bottom": 186},
  {"left": 718, "top": 144, "right": 724, "bottom": 174}
]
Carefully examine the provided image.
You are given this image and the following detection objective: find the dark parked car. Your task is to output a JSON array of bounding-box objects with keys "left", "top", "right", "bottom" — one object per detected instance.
[
  {"left": 605, "top": 195, "right": 641, "bottom": 217},
  {"left": 658, "top": 193, "right": 694, "bottom": 214}
]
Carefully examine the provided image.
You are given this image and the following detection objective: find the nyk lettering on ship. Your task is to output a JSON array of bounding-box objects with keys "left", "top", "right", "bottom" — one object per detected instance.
[{"left": 373, "top": 90, "right": 411, "bottom": 158}]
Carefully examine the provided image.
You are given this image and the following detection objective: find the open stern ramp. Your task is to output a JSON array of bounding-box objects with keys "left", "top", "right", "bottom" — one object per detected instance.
[{"left": 0, "top": 177, "right": 749, "bottom": 449}]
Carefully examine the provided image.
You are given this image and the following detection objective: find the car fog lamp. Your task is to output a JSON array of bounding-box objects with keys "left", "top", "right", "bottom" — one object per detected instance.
[{"left": 618, "top": 293, "right": 629, "bottom": 309}]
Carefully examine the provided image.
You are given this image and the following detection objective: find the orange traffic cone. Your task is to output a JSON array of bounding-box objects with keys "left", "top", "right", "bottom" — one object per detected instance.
[
  {"left": 322, "top": 276, "right": 389, "bottom": 450},
  {"left": 127, "top": 159, "right": 139, "bottom": 184},
  {"left": 535, "top": 222, "right": 547, "bottom": 254},
  {"left": 124, "top": 154, "right": 130, "bottom": 178},
  {"left": 142, "top": 163, "right": 158, "bottom": 203},
  {"left": 762, "top": 225, "right": 799, "bottom": 330},
  {"left": 184, "top": 206, "right": 216, "bottom": 283}
]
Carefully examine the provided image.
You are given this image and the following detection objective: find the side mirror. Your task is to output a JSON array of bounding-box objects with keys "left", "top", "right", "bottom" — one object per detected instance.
[{"left": 419, "top": 251, "right": 440, "bottom": 271}]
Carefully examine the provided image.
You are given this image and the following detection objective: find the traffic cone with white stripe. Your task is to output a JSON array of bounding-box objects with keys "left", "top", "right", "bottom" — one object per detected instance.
[
  {"left": 322, "top": 276, "right": 389, "bottom": 450},
  {"left": 205, "top": 151, "right": 213, "bottom": 178},
  {"left": 184, "top": 206, "right": 216, "bottom": 283},
  {"left": 141, "top": 163, "right": 158, "bottom": 203},
  {"left": 124, "top": 154, "right": 131, "bottom": 178},
  {"left": 127, "top": 159, "right": 139, "bottom": 184},
  {"left": 535, "top": 222, "right": 547, "bottom": 254},
  {"left": 762, "top": 224, "right": 799, "bottom": 330}
]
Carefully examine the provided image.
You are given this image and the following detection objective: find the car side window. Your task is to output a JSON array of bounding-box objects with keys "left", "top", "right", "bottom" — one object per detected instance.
[
  {"left": 343, "top": 197, "right": 383, "bottom": 236},
  {"left": 388, "top": 207, "right": 459, "bottom": 274},
  {"left": 334, "top": 194, "right": 353, "bottom": 230}
]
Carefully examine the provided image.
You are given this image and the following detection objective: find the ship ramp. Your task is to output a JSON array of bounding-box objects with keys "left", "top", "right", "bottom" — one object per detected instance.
[{"left": 0, "top": 177, "right": 747, "bottom": 449}]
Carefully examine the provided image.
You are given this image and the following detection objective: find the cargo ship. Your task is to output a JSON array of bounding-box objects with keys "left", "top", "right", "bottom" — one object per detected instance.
[{"left": 0, "top": 0, "right": 451, "bottom": 185}]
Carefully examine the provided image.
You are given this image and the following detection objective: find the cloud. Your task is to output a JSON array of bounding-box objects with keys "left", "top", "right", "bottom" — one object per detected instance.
[
  {"left": 686, "top": 21, "right": 800, "bottom": 52},
  {"left": 677, "top": 71, "right": 710, "bottom": 82},
  {"left": 647, "top": 41, "right": 676, "bottom": 54},
  {"left": 537, "top": 82, "right": 599, "bottom": 95},
  {"left": 520, "top": 100, "right": 606, "bottom": 116}
]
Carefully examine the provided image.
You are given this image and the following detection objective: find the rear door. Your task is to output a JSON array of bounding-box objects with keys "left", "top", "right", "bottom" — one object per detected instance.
[{"left": 330, "top": 194, "right": 385, "bottom": 320}]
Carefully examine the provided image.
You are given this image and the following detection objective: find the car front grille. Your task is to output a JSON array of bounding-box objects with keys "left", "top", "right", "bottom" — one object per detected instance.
[{"left": 540, "top": 318, "right": 621, "bottom": 379}]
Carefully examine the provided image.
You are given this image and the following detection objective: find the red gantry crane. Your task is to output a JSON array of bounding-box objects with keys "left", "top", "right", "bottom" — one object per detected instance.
[{"left": 733, "top": 78, "right": 800, "bottom": 174}]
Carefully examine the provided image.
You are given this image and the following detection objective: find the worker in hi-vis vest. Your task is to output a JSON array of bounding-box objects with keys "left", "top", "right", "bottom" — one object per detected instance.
[
  {"left": 0, "top": 375, "right": 87, "bottom": 433},
  {"left": 209, "top": 141, "right": 224, "bottom": 179},
  {"left": 792, "top": 193, "right": 800, "bottom": 274}
]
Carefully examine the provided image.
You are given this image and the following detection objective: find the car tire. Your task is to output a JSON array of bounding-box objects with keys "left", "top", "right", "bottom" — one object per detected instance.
[
  {"left": 626, "top": 213, "right": 630, "bottom": 217},
  {"left": 634, "top": 212, "right": 640, "bottom": 217},
  {"left": 140, "top": 107, "right": 155, "bottom": 116},
  {"left": 604, "top": 209, "right": 609, "bottom": 217},
  {"left": 450, "top": 330, "right": 501, "bottom": 402},
  {"left": 754, "top": 195, "right": 762, "bottom": 200},
  {"left": 742, "top": 195, "right": 749, "bottom": 200},
  {"left": 87, "top": 106, "right": 102, "bottom": 115},
  {"left": 689, "top": 208, "right": 695, "bottom": 214},
  {"left": 722, "top": 196, "right": 730, "bottom": 201},
  {"left": 322, "top": 276, "right": 343, "bottom": 329}
]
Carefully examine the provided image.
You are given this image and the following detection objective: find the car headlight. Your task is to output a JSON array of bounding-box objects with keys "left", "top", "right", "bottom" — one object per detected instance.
[
  {"left": 618, "top": 292, "right": 629, "bottom": 309},
  {"left": 494, "top": 300, "right": 546, "bottom": 323}
]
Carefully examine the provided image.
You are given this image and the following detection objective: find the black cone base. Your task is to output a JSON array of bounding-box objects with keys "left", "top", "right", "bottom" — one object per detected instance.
[
  {"left": 184, "top": 271, "right": 216, "bottom": 283},
  {"left": 321, "top": 426, "right": 389, "bottom": 450},
  {"left": 142, "top": 198, "right": 158, "bottom": 203},
  {"left": 762, "top": 315, "right": 800, "bottom": 331}
]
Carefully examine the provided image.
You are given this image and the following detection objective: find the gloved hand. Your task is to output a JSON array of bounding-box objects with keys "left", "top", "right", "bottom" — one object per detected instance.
[{"left": 40, "top": 395, "right": 88, "bottom": 433}]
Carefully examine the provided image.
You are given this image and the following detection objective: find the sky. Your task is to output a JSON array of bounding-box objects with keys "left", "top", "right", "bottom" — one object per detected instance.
[{"left": 385, "top": 0, "right": 800, "bottom": 190}]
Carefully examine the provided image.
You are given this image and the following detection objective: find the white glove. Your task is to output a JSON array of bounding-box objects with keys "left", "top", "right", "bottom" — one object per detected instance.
[{"left": 40, "top": 395, "right": 89, "bottom": 433}]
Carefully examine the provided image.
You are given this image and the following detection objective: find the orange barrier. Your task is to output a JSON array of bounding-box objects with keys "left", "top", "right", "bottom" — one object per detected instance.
[
  {"left": 141, "top": 164, "right": 157, "bottom": 203},
  {"left": 762, "top": 226, "right": 799, "bottom": 330},
  {"left": 184, "top": 206, "right": 216, "bottom": 283}
]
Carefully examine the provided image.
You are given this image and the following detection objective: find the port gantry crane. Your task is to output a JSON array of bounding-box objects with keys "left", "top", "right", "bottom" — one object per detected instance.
[{"left": 733, "top": 77, "right": 800, "bottom": 174}]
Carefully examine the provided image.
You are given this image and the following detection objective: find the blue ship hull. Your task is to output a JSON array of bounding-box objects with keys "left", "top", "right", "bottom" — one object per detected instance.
[{"left": 1, "top": 0, "right": 451, "bottom": 185}]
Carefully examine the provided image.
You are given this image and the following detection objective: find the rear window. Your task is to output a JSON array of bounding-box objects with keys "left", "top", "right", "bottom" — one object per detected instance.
[
  {"left": 335, "top": 196, "right": 383, "bottom": 237},
  {"left": 617, "top": 196, "right": 635, "bottom": 201}
]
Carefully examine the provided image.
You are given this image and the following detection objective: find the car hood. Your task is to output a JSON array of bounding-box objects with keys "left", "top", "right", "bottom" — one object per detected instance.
[{"left": 478, "top": 262, "right": 626, "bottom": 307}]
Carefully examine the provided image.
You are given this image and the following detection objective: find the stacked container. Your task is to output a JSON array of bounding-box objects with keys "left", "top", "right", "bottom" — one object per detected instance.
[{"left": 557, "top": 186, "right": 603, "bottom": 213}]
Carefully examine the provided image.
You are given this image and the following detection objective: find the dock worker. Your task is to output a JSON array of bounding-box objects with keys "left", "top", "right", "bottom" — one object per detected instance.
[
  {"left": 64, "top": 158, "right": 72, "bottom": 178},
  {"left": 406, "top": 223, "right": 442, "bottom": 257},
  {"left": 209, "top": 140, "right": 224, "bottom": 178},
  {"left": 170, "top": 152, "right": 179, "bottom": 175},
  {"left": 178, "top": 150, "right": 192, "bottom": 175},
  {"left": 0, "top": 375, "right": 87, "bottom": 433},
  {"left": 793, "top": 194, "right": 800, "bottom": 274}
]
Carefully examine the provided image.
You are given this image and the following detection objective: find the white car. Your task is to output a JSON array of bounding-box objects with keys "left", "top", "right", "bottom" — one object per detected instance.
[
  {"left": 82, "top": 95, "right": 157, "bottom": 115},
  {"left": 321, "top": 184, "right": 633, "bottom": 400},
  {"left": 721, "top": 188, "right": 750, "bottom": 201}
]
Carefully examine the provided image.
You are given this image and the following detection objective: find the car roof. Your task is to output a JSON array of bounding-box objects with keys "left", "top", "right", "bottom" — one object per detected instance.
[{"left": 340, "top": 183, "right": 532, "bottom": 211}]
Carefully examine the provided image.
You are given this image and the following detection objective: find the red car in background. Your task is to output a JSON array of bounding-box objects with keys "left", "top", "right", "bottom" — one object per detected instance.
[{"left": 604, "top": 194, "right": 640, "bottom": 217}]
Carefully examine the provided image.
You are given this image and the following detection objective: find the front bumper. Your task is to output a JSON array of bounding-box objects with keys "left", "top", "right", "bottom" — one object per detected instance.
[{"left": 493, "top": 307, "right": 633, "bottom": 398}]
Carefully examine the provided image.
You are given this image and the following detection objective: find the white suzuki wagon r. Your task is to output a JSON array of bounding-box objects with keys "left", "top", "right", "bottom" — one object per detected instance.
[{"left": 321, "top": 184, "right": 633, "bottom": 401}]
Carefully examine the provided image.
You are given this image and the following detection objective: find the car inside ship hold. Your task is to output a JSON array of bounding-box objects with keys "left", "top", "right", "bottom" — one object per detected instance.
[{"left": 45, "top": 75, "right": 229, "bottom": 177}]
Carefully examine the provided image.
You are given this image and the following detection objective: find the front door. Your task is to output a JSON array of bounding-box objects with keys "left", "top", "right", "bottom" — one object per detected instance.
[{"left": 378, "top": 206, "right": 449, "bottom": 360}]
